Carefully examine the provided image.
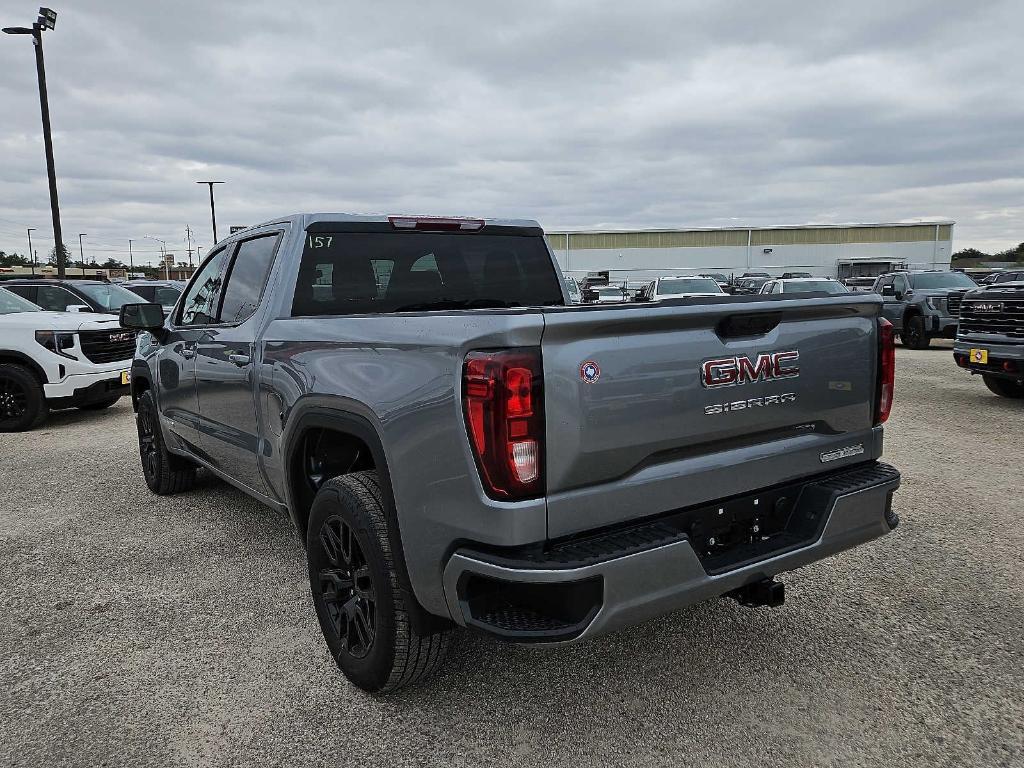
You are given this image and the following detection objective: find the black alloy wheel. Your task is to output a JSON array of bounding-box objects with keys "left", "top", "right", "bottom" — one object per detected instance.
[
  {"left": 0, "top": 374, "right": 28, "bottom": 427},
  {"left": 318, "top": 515, "right": 377, "bottom": 659},
  {"left": 136, "top": 401, "right": 160, "bottom": 483}
]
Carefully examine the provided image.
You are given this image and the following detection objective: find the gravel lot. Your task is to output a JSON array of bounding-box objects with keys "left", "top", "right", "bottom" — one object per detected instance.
[{"left": 2, "top": 342, "right": 1022, "bottom": 768}]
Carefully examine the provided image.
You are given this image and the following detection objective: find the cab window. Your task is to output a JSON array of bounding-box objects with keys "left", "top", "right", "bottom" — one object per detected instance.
[{"left": 179, "top": 248, "right": 230, "bottom": 325}]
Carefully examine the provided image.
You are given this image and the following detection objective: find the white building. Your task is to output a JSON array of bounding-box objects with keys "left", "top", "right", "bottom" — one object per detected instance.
[{"left": 545, "top": 221, "right": 954, "bottom": 283}]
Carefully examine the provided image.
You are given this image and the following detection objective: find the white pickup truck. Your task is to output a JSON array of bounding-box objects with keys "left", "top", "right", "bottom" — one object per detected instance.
[{"left": 0, "top": 286, "right": 135, "bottom": 431}]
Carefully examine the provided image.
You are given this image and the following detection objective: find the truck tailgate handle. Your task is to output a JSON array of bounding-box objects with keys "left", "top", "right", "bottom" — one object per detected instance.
[
  {"left": 717, "top": 312, "right": 782, "bottom": 338},
  {"left": 228, "top": 353, "right": 251, "bottom": 367}
]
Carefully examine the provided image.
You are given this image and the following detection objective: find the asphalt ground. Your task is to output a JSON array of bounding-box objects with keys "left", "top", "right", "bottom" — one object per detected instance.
[{"left": 1, "top": 341, "right": 1022, "bottom": 768}]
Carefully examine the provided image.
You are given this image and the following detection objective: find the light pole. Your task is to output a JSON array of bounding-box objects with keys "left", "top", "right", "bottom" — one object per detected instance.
[
  {"left": 3, "top": 8, "right": 65, "bottom": 278},
  {"left": 196, "top": 181, "right": 224, "bottom": 243},
  {"left": 128, "top": 239, "right": 134, "bottom": 275},
  {"left": 77, "top": 232, "right": 86, "bottom": 276},
  {"left": 27, "top": 228, "right": 36, "bottom": 275},
  {"left": 145, "top": 235, "right": 168, "bottom": 280}
]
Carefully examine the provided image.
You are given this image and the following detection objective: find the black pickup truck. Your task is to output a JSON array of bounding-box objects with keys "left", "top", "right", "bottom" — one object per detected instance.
[{"left": 953, "top": 282, "right": 1024, "bottom": 398}]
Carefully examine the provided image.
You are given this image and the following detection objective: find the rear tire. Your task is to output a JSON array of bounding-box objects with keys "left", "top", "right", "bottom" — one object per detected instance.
[
  {"left": 983, "top": 375, "right": 1024, "bottom": 399},
  {"left": 901, "top": 315, "right": 931, "bottom": 349},
  {"left": 136, "top": 389, "right": 196, "bottom": 494},
  {"left": 78, "top": 395, "right": 122, "bottom": 411},
  {"left": 307, "top": 471, "right": 452, "bottom": 693},
  {"left": 0, "top": 363, "right": 48, "bottom": 432}
]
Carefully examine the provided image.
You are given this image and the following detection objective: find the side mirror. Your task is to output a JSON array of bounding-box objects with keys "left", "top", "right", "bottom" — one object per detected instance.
[
  {"left": 120, "top": 302, "right": 165, "bottom": 332},
  {"left": 65, "top": 304, "right": 90, "bottom": 313},
  {"left": 881, "top": 285, "right": 895, "bottom": 297}
]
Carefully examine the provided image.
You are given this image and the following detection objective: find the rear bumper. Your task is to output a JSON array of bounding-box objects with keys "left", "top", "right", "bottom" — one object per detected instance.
[{"left": 442, "top": 462, "right": 900, "bottom": 643}]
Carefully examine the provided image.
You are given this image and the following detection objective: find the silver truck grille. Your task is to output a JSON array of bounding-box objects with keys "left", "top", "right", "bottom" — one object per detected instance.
[
  {"left": 946, "top": 292, "right": 963, "bottom": 316},
  {"left": 958, "top": 298, "right": 1024, "bottom": 339}
]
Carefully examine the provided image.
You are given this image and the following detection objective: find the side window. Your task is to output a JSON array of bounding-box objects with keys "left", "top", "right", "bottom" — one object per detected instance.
[
  {"left": 772, "top": 282, "right": 783, "bottom": 293},
  {"left": 153, "top": 286, "right": 181, "bottom": 305},
  {"left": 218, "top": 234, "right": 280, "bottom": 323},
  {"left": 35, "top": 286, "right": 79, "bottom": 311},
  {"left": 5, "top": 285, "right": 36, "bottom": 304},
  {"left": 179, "top": 248, "right": 230, "bottom": 325}
]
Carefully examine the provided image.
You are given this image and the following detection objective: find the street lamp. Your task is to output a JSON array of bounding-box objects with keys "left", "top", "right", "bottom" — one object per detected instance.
[
  {"left": 3, "top": 8, "right": 66, "bottom": 278},
  {"left": 195, "top": 181, "right": 224, "bottom": 243},
  {"left": 144, "top": 235, "right": 169, "bottom": 280},
  {"left": 26, "top": 228, "right": 36, "bottom": 275},
  {"left": 77, "top": 232, "right": 86, "bottom": 277}
]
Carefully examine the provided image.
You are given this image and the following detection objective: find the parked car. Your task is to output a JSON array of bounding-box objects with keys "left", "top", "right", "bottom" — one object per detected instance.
[
  {"left": 953, "top": 281, "right": 1024, "bottom": 398},
  {"left": 638, "top": 276, "right": 724, "bottom": 301},
  {"left": 589, "top": 285, "right": 628, "bottom": 303},
  {"left": 121, "top": 213, "right": 900, "bottom": 692},
  {"left": 872, "top": 270, "right": 978, "bottom": 349},
  {"left": 732, "top": 277, "right": 771, "bottom": 295},
  {"left": 0, "top": 286, "right": 133, "bottom": 431},
  {"left": 122, "top": 280, "right": 186, "bottom": 314},
  {"left": 843, "top": 277, "right": 878, "bottom": 293},
  {"left": 563, "top": 276, "right": 582, "bottom": 304},
  {"left": 759, "top": 278, "right": 849, "bottom": 295},
  {"left": 779, "top": 272, "right": 813, "bottom": 279},
  {"left": 695, "top": 272, "right": 731, "bottom": 293},
  {"left": 3, "top": 278, "right": 148, "bottom": 315},
  {"left": 986, "top": 269, "right": 1024, "bottom": 285}
]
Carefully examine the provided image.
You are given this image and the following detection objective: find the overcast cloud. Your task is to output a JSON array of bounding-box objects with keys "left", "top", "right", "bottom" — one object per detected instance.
[{"left": 1, "top": 0, "right": 1022, "bottom": 266}]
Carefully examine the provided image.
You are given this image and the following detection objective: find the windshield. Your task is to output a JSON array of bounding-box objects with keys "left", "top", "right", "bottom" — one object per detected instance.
[
  {"left": 658, "top": 278, "right": 722, "bottom": 295},
  {"left": 597, "top": 287, "right": 622, "bottom": 297},
  {"left": 781, "top": 280, "right": 849, "bottom": 294},
  {"left": 910, "top": 272, "right": 978, "bottom": 289},
  {"left": 0, "top": 287, "right": 40, "bottom": 314},
  {"left": 76, "top": 282, "right": 150, "bottom": 311}
]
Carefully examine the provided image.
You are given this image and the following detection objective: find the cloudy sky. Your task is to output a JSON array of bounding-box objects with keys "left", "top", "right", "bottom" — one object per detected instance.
[{"left": 1, "top": 0, "right": 1022, "bottom": 267}]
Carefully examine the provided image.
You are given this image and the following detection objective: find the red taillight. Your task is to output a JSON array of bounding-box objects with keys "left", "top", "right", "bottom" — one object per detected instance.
[
  {"left": 876, "top": 317, "right": 895, "bottom": 424},
  {"left": 463, "top": 349, "right": 544, "bottom": 499},
  {"left": 388, "top": 216, "right": 485, "bottom": 231}
]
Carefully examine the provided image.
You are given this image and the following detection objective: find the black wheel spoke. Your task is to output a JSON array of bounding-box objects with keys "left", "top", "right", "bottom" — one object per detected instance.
[{"left": 315, "top": 514, "right": 377, "bottom": 659}]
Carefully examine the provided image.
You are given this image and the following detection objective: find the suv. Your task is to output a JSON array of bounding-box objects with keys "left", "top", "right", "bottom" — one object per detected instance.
[
  {"left": 121, "top": 280, "right": 185, "bottom": 314},
  {"left": 873, "top": 270, "right": 978, "bottom": 348},
  {"left": 637, "top": 276, "right": 724, "bottom": 301},
  {"left": 121, "top": 213, "right": 901, "bottom": 692},
  {"left": 0, "top": 286, "right": 133, "bottom": 431},
  {"left": 953, "top": 280, "right": 1024, "bottom": 398},
  {"left": 3, "top": 278, "right": 148, "bottom": 315}
]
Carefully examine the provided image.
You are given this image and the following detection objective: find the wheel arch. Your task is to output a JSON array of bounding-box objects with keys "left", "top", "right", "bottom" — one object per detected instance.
[
  {"left": 0, "top": 350, "right": 48, "bottom": 385},
  {"left": 129, "top": 361, "right": 152, "bottom": 411},
  {"left": 282, "top": 402, "right": 453, "bottom": 635}
]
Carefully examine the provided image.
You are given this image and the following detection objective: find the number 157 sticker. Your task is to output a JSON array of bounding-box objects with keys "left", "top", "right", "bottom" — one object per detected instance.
[{"left": 308, "top": 235, "right": 333, "bottom": 249}]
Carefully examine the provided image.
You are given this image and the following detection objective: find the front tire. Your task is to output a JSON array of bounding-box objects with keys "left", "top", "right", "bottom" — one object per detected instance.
[
  {"left": 983, "top": 375, "right": 1024, "bottom": 399},
  {"left": 0, "top": 363, "right": 48, "bottom": 432},
  {"left": 307, "top": 471, "right": 451, "bottom": 693},
  {"left": 901, "top": 315, "right": 931, "bottom": 349},
  {"left": 136, "top": 389, "right": 196, "bottom": 494}
]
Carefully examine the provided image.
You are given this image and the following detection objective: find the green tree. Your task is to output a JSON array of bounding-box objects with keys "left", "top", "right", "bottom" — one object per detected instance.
[
  {"left": 951, "top": 247, "right": 988, "bottom": 261},
  {"left": 0, "top": 251, "right": 32, "bottom": 267}
]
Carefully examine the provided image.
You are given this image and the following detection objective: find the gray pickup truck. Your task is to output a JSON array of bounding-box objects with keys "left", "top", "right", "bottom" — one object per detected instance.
[
  {"left": 874, "top": 270, "right": 977, "bottom": 348},
  {"left": 121, "top": 214, "right": 901, "bottom": 692},
  {"left": 953, "top": 281, "right": 1024, "bottom": 398}
]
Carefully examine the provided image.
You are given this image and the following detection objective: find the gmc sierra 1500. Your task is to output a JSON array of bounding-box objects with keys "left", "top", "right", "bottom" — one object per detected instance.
[{"left": 121, "top": 213, "right": 901, "bottom": 692}]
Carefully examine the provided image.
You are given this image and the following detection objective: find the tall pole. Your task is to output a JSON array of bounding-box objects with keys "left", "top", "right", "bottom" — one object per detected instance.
[
  {"left": 33, "top": 25, "right": 65, "bottom": 278},
  {"left": 78, "top": 232, "right": 86, "bottom": 277},
  {"left": 185, "top": 224, "right": 193, "bottom": 267},
  {"left": 128, "top": 239, "right": 134, "bottom": 274},
  {"left": 27, "top": 228, "right": 36, "bottom": 275},
  {"left": 196, "top": 181, "right": 224, "bottom": 243}
]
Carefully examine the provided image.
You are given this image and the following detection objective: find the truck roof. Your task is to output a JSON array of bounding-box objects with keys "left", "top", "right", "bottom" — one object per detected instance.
[{"left": 226, "top": 213, "right": 544, "bottom": 240}]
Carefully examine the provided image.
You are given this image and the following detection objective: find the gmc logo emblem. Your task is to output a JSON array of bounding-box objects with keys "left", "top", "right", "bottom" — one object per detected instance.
[{"left": 700, "top": 351, "right": 800, "bottom": 389}]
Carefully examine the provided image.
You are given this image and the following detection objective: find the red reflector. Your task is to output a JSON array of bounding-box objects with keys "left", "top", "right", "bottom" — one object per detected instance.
[
  {"left": 462, "top": 349, "right": 543, "bottom": 500},
  {"left": 388, "top": 216, "right": 485, "bottom": 231},
  {"left": 1004, "top": 361, "right": 1017, "bottom": 372},
  {"left": 876, "top": 318, "right": 895, "bottom": 424}
]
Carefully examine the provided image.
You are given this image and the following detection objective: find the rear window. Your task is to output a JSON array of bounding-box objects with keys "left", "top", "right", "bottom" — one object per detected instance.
[
  {"left": 658, "top": 278, "right": 721, "bottom": 295},
  {"left": 781, "top": 280, "right": 849, "bottom": 294},
  {"left": 291, "top": 232, "right": 564, "bottom": 316}
]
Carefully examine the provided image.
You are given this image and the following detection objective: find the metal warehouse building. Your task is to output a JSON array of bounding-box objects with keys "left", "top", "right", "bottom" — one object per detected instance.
[{"left": 545, "top": 221, "right": 954, "bottom": 283}]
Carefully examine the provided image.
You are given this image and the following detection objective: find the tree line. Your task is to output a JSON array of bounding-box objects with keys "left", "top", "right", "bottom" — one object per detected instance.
[{"left": 953, "top": 242, "right": 1024, "bottom": 263}]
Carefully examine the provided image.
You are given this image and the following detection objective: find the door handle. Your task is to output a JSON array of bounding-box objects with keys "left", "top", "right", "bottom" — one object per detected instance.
[{"left": 228, "top": 353, "right": 251, "bottom": 367}]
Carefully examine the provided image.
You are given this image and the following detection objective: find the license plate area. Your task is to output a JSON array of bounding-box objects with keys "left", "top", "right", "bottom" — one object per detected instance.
[
  {"left": 121, "top": 371, "right": 131, "bottom": 385},
  {"left": 969, "top": 348, "right": 988, "bottom": 365}
]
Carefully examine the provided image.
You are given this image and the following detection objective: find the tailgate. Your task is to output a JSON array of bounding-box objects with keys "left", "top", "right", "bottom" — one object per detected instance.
[{"left": 541, "top": 294, "right": 883, "bottom": 538}]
